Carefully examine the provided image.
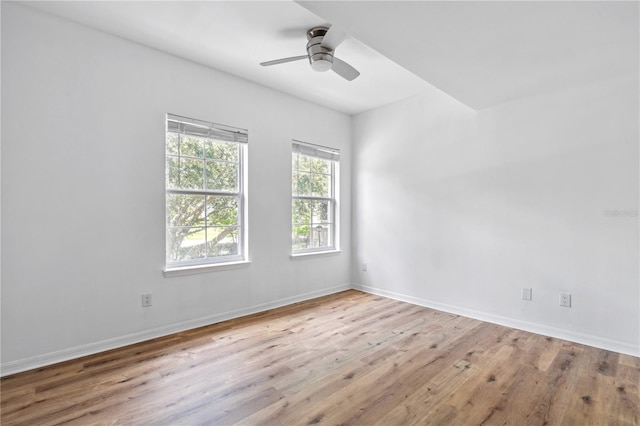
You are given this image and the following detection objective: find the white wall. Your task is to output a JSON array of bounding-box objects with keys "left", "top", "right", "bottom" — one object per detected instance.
[
  {"left": 1, "top": 3, "right": 351, "bottom": 374},
  {"left": 353, "top": 73, "right": 639, "bottom": 356}
]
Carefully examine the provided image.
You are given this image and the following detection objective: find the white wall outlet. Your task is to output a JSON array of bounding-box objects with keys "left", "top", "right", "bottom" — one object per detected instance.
[
  {"left": 559, "top": 292, "right": 571, "bottom": 307},
  {"left": 362, "top": 262, "right": 368, "bottom": 272},
  {"left": 142, "top": 293, "right": 152, "bottom": 307},
  {"left": 522, "top": 288, "right": 532, "bottom": 301}
]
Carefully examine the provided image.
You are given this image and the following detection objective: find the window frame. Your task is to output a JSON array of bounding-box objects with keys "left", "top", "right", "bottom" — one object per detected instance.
[
  {"left": 165, "top": 114, "right": 248, "bottom": 271},
  {"left": 291, "top": 140, "right": 340, "bottom": 255}
]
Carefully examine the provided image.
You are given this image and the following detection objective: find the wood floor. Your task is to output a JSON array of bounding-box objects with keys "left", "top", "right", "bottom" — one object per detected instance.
[{"left": 1, "top": 290, "right": 638, "bottom": 425}]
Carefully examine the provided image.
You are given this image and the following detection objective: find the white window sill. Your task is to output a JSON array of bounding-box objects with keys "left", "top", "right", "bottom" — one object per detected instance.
[
  {"left": 290, "top": 250, "right": 342, "bottom": 259},
  {"left": 163, "top": 260, "right": 251, "bottom": 277}
]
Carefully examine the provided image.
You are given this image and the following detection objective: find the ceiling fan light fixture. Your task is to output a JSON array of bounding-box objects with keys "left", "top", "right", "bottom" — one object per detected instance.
[
  {"left": 311, "top": 59, "right": 332, "bottom": 72},
  {"left": 310, "top": 56, "right": 333, "bottom": 72}
]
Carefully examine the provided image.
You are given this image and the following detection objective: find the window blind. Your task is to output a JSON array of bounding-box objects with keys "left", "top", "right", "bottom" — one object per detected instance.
[
  {"left": 167, "top": 113, "right": 248, "bottom": 144},
  {"left": 292, "top": 140, "right": 339, "bottom": 162}
]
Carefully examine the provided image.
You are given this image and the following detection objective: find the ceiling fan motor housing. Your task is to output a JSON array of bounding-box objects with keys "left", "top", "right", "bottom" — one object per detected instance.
[{"left": 307, "top": 27, "right": 333, "bottom": 72}]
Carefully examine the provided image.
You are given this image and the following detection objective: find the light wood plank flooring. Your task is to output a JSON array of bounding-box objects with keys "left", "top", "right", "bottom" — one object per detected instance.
[{"left": 1, "top": 290, "right": 638, "bottom": 425}]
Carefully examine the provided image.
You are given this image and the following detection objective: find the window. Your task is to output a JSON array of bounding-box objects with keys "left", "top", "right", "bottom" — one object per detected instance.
[
  {"left": 165, "top": 114, "right": 247, "bottom": 268},
  {"left": 291, "top": 141, "right": 339, "bottom": 253}
]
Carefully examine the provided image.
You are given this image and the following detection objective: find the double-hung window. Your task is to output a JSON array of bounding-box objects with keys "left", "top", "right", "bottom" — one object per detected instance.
[
  {"left": 165, "top": 114, "right": 247, "bottom": 268},
  {"left": 291, "top": 141, "right": 339, "bottom": 253}
]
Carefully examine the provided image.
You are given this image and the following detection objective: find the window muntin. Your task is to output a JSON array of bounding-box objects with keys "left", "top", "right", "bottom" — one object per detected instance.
[
  {"left": 166, "top": 114, "right": 247, "bottom": 268},
  {"left": 292, "top": 141, "right": 339, "bottom": 253}
]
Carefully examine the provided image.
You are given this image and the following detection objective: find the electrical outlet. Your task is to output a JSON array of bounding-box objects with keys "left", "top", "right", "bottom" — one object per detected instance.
[
  {"left": 522, "top": 288, "right": 532, "bottom": 301},
  {"left": 142, "top": 293, "right": 152, "bottom": 307},
  {"left": 362, "top": 262, "right": 368, "bottom": 272},
  {"left": 559, "top": 292, "right": 571, "bottom": 307}
]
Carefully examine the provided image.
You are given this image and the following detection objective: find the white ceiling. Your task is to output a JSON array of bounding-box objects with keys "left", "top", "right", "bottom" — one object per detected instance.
[
  {"left": 22, "top": 0, "right": 431, "bottom": 115},
  {"left": 21, "top": 1, "right": 639, "bottom": 114},
  {"left": 301, "top": 1, "right": 639, "bottom": 109}
]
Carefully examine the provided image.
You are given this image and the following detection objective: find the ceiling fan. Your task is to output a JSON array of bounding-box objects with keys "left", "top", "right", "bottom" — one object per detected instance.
[{"left": 260, "top": 26, "right": 360, "bottom": 81}]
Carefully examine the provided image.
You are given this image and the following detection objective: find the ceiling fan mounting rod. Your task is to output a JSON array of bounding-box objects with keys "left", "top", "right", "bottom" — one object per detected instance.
[
  {"left": 306, "top": 26, "right": 333, "bottom": 72},
  {"left": 307, "top": 26, "right": 328, "bottom": 40}
]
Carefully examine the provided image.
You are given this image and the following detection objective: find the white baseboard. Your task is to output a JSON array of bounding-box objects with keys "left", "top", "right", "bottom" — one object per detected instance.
[
  {"left": 1, "top": 284, "right": 352, "bottom": 377},
  {"left": 353, "top": 284, "right": 640, "bottom": 358}
]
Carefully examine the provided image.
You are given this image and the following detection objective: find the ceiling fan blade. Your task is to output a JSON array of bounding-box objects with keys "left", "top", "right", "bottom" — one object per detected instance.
[
  {"left": 260, "top": 55, "right": 308, "bottom": 67},
  {"left": 278, "top": 26, "right": 312, "bottom": 39},
  {"left": 332, "top": 57, "right": 360, "bottom": 81},
  {"left": 321, "top": 25, "right": 346, "bottom": 51}
]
